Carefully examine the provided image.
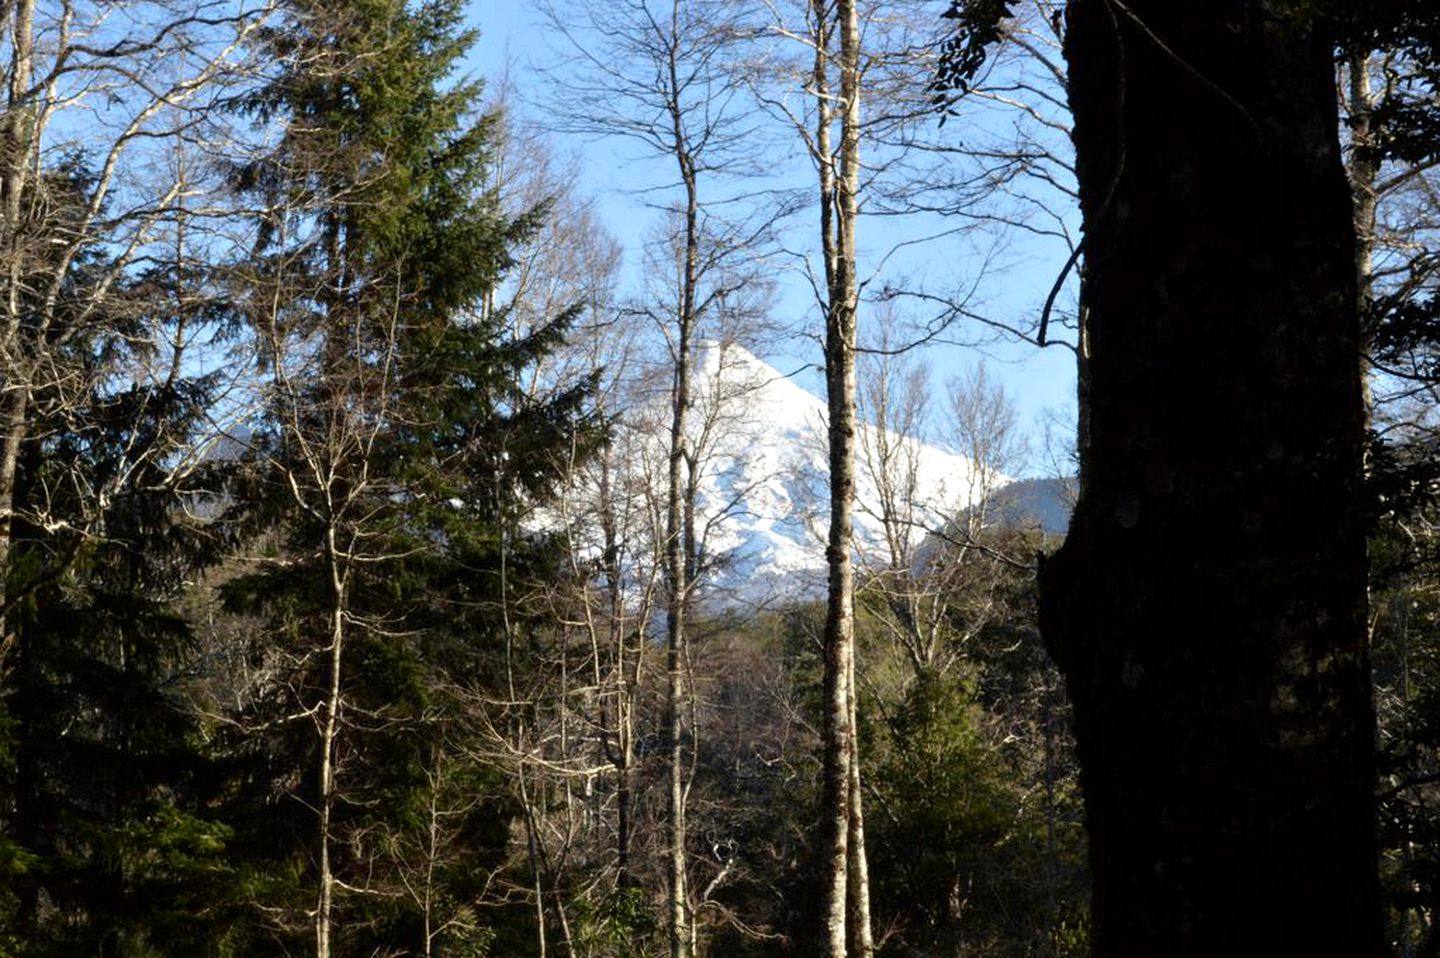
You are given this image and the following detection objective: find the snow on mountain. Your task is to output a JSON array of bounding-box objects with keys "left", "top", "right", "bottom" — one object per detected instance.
[{"left": 601, "top": 341, "right": 996, "bottom": 609}]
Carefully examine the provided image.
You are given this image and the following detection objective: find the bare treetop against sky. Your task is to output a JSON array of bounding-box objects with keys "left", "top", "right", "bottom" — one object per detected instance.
[{"left": 467, "top": 1, "right": 1078, "bottom": 474}]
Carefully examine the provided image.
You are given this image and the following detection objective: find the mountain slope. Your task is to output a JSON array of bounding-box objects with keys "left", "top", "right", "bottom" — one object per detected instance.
[
  {"left": 644, "top": 343, "right": 990, "bottom": 607},
  {"left": 559, "top": 341, "right": 1070, "bottom": 610}
]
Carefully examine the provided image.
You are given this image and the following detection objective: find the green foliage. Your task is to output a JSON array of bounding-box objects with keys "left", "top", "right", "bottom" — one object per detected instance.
[
  {"left": 867, "top": 668, "right": 1070, "bottom": 957},
  {"left": 2, "top": 384, "right": 241, "bottom": 953},
  {"left": 1371, "top": 522, "right": 1440, "bottom": 956},
  {"left": 575, "top": 886, "right": 658, "bottom": 956},
  {"left": 1332, "top": 2, "right": 1440, "bottom": 167},
  {"left": 678, "top": 593, "right": 1086, "bottom": 958},
  {"left": 213, "top": 0, "right": 603, "bottom": 952}
]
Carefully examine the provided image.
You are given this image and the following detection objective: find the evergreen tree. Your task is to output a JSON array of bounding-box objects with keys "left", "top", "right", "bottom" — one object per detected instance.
[
  {"left": 223, "top": 2, "right": 599, "bottom": 953},
  {"left": 0, "top": 156, "right": 241, "bottom": 954},
  {"left": 9, "top": 381, "right": 236, "bottom": 957}
]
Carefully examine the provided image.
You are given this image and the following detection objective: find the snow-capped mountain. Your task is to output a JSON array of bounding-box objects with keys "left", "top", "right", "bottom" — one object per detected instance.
[
  {"left": 681, "top": 342, "right": 981, "bottom": 606},
  {"left": 553, "top": 340, "right": 1075, "bottom": 611},
  {"left": 581, "top": 341, "right": 1039, "bottom": 609}
]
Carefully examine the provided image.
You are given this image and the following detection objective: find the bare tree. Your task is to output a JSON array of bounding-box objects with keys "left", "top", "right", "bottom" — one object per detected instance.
[
  {"left": 807, "top": 2, "right": 871, "bottom": 954},
  {"left": 244, "top": 184, "right": 412, "bottom": 955},
  {"left": 384, "top": 727, "right": 490, "bottom": 958},
  {"left": 471, "top": 110, "right": 659, "bottom": 955},
  {"left": 728, "top": 0, "right": 876, "bottom": 950},
  {"left": 536, "top": 3, "right": 784, "bottom": 954},
  {"left": 0, "top": 0, "right": 272, "bottom": 648},
  {"left": 854, "top": 348, "right": 1027, "bottom": 684},
  {"left": 944, "top": 364, "right": 1027, "bottom": 526}
]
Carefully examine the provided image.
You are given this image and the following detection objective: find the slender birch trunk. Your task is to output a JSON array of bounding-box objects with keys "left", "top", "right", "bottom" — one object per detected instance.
[
  {"left": 663, "top": 4, "right": 702, "bottom": 950},
  {"left": 813, "top": 4, "right": 850, "bottom": 943},
  {"left": 316, "top": 527, "right": 347, "bottom": 958},
  {"left": 846, "top": 659, "right": 874, "bottom": 958},
  {"left": 599, "top": 453, "right": 639, "bottom": 891},
  {"left": 817, "top": 0, "right": 871, "bottom": 953},
  {"left": 1347, "top": 51, "right": 1380, "bottom": 422},
  {"left": 0, "top": 0, "right": 35, "bottom": 651},
  {"left": 664, "top": 172, "right": 697, "bottom": 958},
  {"left": 835, "top": 7, "right": 875, "bottom": 949}
]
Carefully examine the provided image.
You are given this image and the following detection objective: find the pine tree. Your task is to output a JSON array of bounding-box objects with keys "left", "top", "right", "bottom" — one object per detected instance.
[
  {"left": 0, "top": 156, "right": 241, "bottom": 953},
  {"left": 224, "top": 2, "right": 599, "bottom": 953}
]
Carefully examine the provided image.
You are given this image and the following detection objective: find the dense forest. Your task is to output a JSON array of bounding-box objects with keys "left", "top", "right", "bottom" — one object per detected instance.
[{"left": 0, "top": 0, "right": 1433, "bottom": 955}]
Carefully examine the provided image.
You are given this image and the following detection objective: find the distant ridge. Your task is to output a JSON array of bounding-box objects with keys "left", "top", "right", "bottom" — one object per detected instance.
[{"left": 986, "top": 476, "right": 1076, "bottom": 537}]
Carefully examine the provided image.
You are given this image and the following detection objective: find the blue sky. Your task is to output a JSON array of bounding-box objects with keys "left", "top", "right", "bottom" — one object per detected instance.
[{"left": 463, "top": 2, "right": 1079, "bottom": 476}]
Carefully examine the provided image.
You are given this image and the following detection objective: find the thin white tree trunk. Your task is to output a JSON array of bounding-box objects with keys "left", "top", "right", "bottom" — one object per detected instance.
[
  {"left": 0, "top": 0, "right": 34, "bottom": 651},
  {"left": 847, "top": 659, "right": 874, "bottom": 958},
  {"left": 813, "top": 0, "right": 851, "bottom": 939},
  {"left": 519, "top": 759, "right": 548, "bottom": 958},
  {"left": 665, "top": 4, "right": 700, "bottom": 948},
  {"left": 818, "top": 0, "right": 870, "bottom": 952},
  {"left": 837, "top": 4, "right": 872, "bottom": 952},
  {"left": 316, "top": 528, "right": 346, "bottom": 958},
  {"left": 664, "top": 241, "right": 694, "bottom": 958}
]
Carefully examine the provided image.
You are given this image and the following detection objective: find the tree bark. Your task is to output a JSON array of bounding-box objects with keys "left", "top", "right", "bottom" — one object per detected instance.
[
  {"left": 845, "top": 663, "right": 874, "bottom": 958},
  {"left": 664, "top": 37, "right": 699, "bottom": 954},
  {"left": 603, "top": 456, "right": 638, "bottom": 892},
  {"left": 813, "top": 1, "right": 849, "bottom": 952},
  {"left": 1041, "top": 3, "right": 1382, "bottom": 955},
  {"left": 5, "top": 11, "right": 44, "bottom": 939},
  {"left": 1347, "top": 52, "right": 1380, "bottom": 309},
  {"left": 818, "top": 0, "right": 872, "bottom": 953},
  {"left": 315, "top": 528, "right": 347, "bottom": 958},
  {"left": 0, "top": 0, "right": 34, "bottom": 652},
  {"left": 837, "top": 6, "right": 872, "bottom": 953}
]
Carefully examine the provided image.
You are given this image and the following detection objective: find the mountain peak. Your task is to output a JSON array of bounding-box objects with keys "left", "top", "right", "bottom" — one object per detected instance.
[
  {"left": 565, "top": 340, "right": 1066, "bottom": 611},
  {"left": 675, "top": 342, "right": 993, "bottom": 607}
]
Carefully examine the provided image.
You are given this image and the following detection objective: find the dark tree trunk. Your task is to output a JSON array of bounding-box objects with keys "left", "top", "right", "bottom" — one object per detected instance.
[{"left": 1040, "top": 3, "right": 1383, "bottom": 955}]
